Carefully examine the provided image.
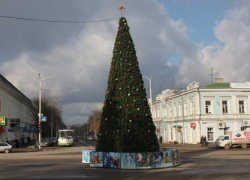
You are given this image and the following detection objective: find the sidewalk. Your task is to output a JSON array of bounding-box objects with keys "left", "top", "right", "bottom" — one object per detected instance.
[{"left": 160, "top": 142, "right": 216, "bottom": 149}]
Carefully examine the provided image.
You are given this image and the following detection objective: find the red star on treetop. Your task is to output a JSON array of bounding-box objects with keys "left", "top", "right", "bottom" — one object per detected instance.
[{"left": 119, "top": 4, "right": 126, "bottom": 16}]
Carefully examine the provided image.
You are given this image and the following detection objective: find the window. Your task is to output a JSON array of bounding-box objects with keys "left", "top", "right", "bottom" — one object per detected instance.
[
  {"left": 205, "top": 101, "right": 211, "bottom": 114},
  {"left": 179, "top": 104, "right": 182, "bottom": 117},
  {"left": 190, "top": 101, "right": 193, "bottom": 115},
  {"left": 239, "top": 101, "right": 244, "bottom": 114},
  {"left": 222, "top": 101, "right": 228, "bottom": 114},
  {"left": 184, "top": 103, "right": 187, "bottom": 116},
  {"left": 207, "top": 127, "right": 214, "bottom": 141},
  {"left": 224, "top": 136, "right": 229, "bottom": 140},
  {"left": 173, "top": 105, "right": 176, "bottom": 117}
]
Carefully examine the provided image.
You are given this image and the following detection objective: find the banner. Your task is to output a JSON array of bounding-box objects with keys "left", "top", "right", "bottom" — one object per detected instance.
[{"left": 0, "top": 116, "right": 6, "bottom": 126}]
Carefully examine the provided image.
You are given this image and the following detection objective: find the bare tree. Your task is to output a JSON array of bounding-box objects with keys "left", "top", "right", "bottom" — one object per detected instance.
[{"left": 88, "top": 109, "right": 102, "bottom": 138}]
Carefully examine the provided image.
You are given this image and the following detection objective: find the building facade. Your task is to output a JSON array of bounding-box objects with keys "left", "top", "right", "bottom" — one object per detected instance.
[
  {"left": 0, "top": 74, "right": 36, "bottom": 142},
  {"left": 152, "top": 78, "right": 250, "bottom": 144}
]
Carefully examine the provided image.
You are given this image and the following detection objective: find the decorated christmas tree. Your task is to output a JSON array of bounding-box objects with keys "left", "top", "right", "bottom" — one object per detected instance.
[{"left": 96, "top": 16, "right": 159, "bottom": 152}]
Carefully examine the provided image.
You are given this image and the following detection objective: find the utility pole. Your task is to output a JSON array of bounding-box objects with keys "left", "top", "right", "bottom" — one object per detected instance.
[
  {"left": 51, "top": 110, "right": 53, "bottom": 138},
  {"left": 208, "top": 68, "right": 216, "bottom": 83}
]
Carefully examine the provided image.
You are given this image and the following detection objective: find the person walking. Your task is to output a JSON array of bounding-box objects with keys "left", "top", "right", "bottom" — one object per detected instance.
[
  {"left": 5, "top": 138, "right": 9, "bottom": 144},
  {"left": 24, "top": 137, "right": 28, "bottom": 146},
  {"left": 15, "top": 138, "right": 19, "bottom": 148},
  {"left": 200, "top": 135, "right": 204, "bottom": 146},
  {"left": 159, "top": 136, "right": 163, "bottom": 144},
  {"left": 203, "top": 136, "right": 207, "bottom": 147},
  {"left": 21, "top": 137, "right": 24, "bottom": 146}
]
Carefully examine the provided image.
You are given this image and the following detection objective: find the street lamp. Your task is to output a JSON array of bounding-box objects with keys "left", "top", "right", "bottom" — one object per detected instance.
[
  {"left": 142, "top": 72, "right": 155, "bottom": 111},
  {"left": 38, "top": 74, "right": 58, "bottom": 149}
]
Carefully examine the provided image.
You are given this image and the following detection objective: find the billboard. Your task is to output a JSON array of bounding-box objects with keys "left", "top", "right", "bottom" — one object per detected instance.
[{"left": 0, "top": 117, "right": 6, "bottom": 126}]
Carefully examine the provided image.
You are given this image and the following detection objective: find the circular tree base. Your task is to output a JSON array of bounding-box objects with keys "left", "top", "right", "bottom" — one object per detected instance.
[{"left": 82, "top": 148, "right": 180, "bottom": 169}]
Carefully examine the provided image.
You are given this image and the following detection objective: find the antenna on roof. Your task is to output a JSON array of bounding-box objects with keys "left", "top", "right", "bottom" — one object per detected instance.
[{"left": 208, "top": 68, "right": 217, "bottom": 83}]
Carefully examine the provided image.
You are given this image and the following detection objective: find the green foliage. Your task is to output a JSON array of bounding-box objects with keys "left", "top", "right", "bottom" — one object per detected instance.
[{"left": 96, "top": 17, "right": 159, "bottom": 152}]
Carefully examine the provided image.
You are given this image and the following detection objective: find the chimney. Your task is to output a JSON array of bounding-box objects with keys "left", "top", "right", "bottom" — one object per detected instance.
[{"left": 215, "top": 78, "right": 224, "bottom": 83}]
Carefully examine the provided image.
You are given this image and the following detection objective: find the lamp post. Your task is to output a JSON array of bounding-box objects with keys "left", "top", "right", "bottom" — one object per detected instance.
[
  {"left": 142, "top": 72, "right": 155, "bottom": 111},
  {"left": 38, "top": 74, "right": 58, "bottom": 149}
]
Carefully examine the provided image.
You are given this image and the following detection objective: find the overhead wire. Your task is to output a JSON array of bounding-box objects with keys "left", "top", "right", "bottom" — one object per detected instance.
[{"left": 0, "top": 15, "right": 119, "bottom": 24}]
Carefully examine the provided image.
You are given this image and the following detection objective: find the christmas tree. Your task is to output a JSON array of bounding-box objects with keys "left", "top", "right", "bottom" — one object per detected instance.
[{"left": 96, "top": 17, "right": 159, "bottom": 152}]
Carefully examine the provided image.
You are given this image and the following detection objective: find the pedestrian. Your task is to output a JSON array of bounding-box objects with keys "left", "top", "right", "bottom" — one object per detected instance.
[
  {"left": 200, "top": 135, "right": 204, "bottom": 146},
  {"left": 21, "top": 136, "right": 24, "bottom": 146},
  {"left": 15, "top": 138, "right": 19, "bottom": 148},
  {"left": 159, "top": 136, "right": 163, "bottom": 144},
  {"left": 5, "top": 138, "right": 9, "bottom": 144},
  {"left": 24, "top": 137, "right": 28, "bottom": 146},
  {"left": 27, "top": 136, "right": 31, "bottom": 145},
  {"left": 203, "top": 136, "right": 207, "bottom": 147}
]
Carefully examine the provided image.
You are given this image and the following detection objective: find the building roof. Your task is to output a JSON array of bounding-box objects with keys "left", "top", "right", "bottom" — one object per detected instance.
[
  {"left": 203, "top": 83, "right": 230, "bottom": 88},
  {"left": 0, "top": 74, "right": 32, "bottom": 105}
]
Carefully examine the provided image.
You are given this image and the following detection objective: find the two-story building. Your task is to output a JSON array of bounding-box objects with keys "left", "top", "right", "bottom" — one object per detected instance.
[
  {"left": 152, "top": 78, "right": 250, "bottom": 144},
  {"left": 0, "top": 74, "right": 36, "bottom": 142}
]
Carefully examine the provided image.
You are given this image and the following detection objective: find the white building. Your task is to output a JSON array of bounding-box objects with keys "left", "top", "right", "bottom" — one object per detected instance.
[
  {"left": 152, "top": 78, "right": 250, "bottom": 144},
  {"left": 0, "top": 74, "right": 36, "bottom": 142}
]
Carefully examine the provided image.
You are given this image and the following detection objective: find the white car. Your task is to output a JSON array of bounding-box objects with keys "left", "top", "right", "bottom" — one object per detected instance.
[{"left": 0, "top": 142, "right": 12, "bottom": 153}]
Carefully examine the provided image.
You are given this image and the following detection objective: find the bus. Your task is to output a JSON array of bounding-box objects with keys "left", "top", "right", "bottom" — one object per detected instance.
[{"left": 58, "top": 130, "right": 74, "bottom": 146}]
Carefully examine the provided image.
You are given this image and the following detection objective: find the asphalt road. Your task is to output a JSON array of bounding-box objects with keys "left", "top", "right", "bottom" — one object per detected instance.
[{"left": 1, "top": 140, "right": 250, "bottom": 180}]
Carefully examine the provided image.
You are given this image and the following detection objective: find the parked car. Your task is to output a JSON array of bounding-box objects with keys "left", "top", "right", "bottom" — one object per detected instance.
[
  {"left": 40, "top": 138, "right": 53, "bottom": 147},
  {"left": 0, "top": 142, "right": 12, "bottom": 153},
  {"left": 51, "top": 137, "right": 58, "bottom": 144}
]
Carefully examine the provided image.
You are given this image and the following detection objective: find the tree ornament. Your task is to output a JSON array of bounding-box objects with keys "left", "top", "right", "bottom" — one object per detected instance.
[{"left": 126, "top": 104, "right": 130, "bottom": 107}]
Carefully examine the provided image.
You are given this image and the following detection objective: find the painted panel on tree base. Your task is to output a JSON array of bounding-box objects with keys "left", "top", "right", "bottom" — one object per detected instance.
[
  {"left": 135, "top": 152, "right": 151, "bottom": 169},
  {"left": 121, "top": 153, "right": 136, "bottom": 169},
  {"left": 172, "top": 149, "right": 180, "bottom": 166},
  {"left": 82, "top": 150, "right": 94, "bottom": 163},
  {"left": 163, "top": 151, "right": 174, "bottom": 167},
  {"left": 151, "top": 152, "right": 164, "bottom": 168},
  {"left": 90, "top": 151, "right": 103, "bottom": 167},
  {"left": 103, "top": 152, "right": 121, "bottom": 169}
]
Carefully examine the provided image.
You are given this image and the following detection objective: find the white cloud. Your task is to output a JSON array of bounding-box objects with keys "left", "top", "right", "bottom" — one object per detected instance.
[
  {"left": 5, "top": 0, "right": 245, "bottom": 124},
  {"left": 177, "top": 2, "right": 250, "bottom": 86}
]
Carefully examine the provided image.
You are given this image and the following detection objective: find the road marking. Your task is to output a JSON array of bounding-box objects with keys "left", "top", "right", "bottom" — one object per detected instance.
[
  {"left": 79, "top": 140, "right": 93, "bottom": 146},
  {"left": 204, "top": 162, "right": 250, "bottom": 165}
]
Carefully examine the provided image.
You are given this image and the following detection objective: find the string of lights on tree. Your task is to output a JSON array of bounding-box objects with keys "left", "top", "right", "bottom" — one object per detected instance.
[{"left": 96, "top": 5, "right": 159, "bottom": 152}]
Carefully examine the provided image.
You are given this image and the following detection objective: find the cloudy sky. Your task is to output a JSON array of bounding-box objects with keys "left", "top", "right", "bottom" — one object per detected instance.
[{"left": 1, "top": 0, "right": 250, "bottom": 125}]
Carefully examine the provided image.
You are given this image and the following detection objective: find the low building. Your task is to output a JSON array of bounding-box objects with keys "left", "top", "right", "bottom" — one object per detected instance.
[
  {"left": 152, "top": 78, "right": 250, "bottom": 144},
  {"left": 0, "top": 74, "right": 36, "bottom": 142}
]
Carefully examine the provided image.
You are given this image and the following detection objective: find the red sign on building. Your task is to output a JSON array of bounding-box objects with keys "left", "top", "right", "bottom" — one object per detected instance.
[{"left": 191, "top": 123, "right": 196, "bottom": 128}]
